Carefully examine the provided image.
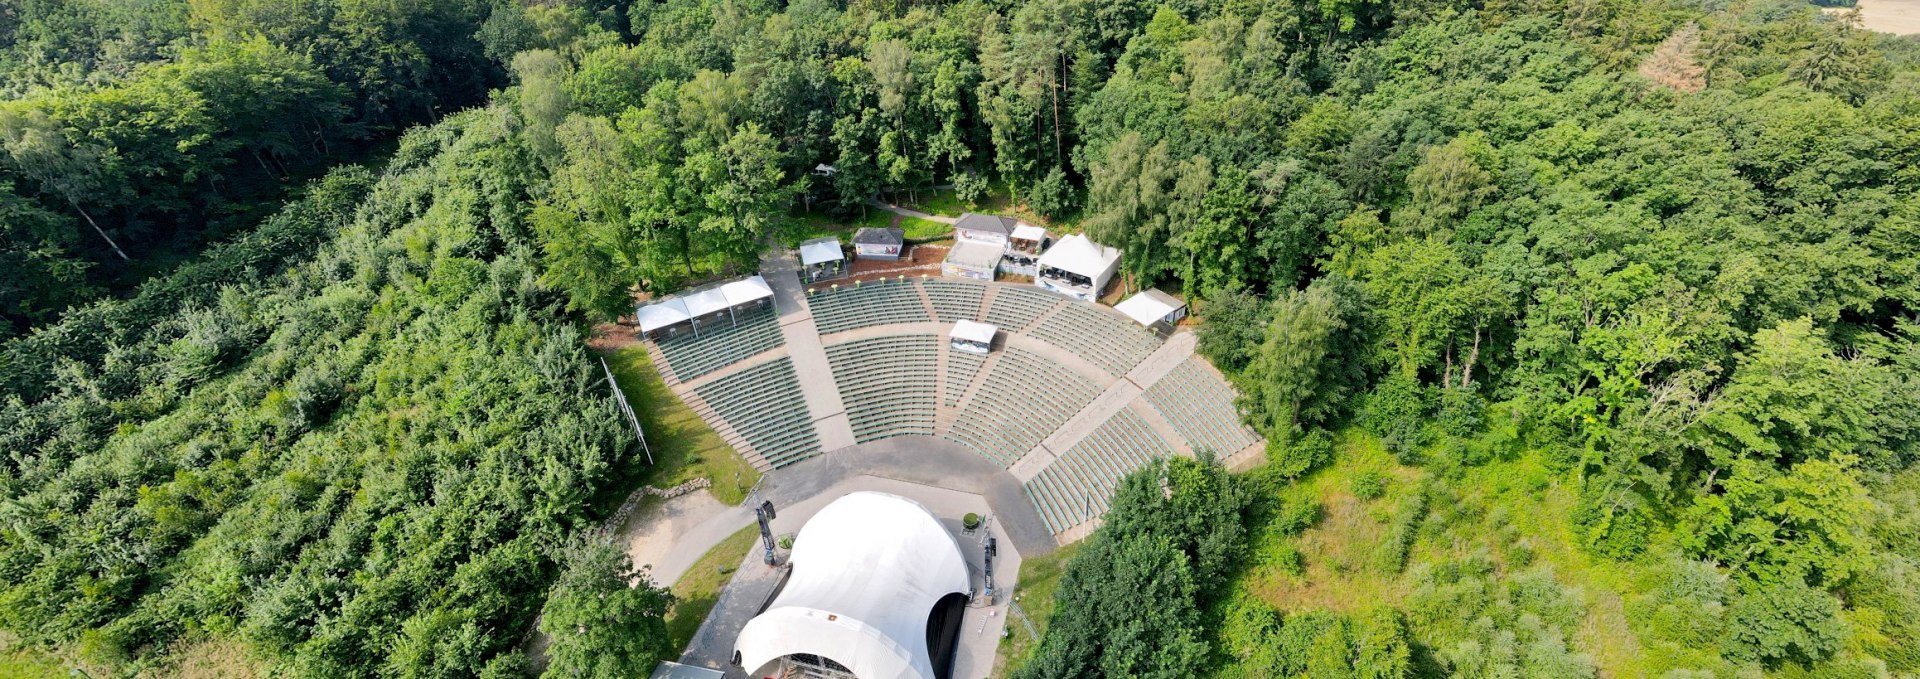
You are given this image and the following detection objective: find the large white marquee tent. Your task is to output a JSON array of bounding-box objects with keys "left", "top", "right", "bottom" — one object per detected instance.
[{"left": 734, "top": 492, "right": 971, "bottom": 679}]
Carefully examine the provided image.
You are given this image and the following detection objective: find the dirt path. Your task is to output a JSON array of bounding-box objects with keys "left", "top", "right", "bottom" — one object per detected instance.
[{"left": 1830, "top": 0, "right": 1920, "bottom": 34}]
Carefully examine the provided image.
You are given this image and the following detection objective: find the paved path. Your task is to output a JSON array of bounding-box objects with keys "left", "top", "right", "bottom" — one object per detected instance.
[
  {"left": 620, "top": 491, "right": 755, "bottom": 587},
  {"left": 760, "top": 255, "right": 859, "bottom": 452},
  {"left": 867, "top": 198, "right": 959, "bottom": 224}
]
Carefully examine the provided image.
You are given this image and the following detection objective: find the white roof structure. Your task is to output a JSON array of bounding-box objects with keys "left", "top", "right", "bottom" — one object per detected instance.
[
  {"left": 799, "top": 238, "right": 844, "bottom": 266},
  {"left": 683, "top": 287, "right": 732, "bottom": 318},
  {"left": 1037, "top": 234, "right": 1120, "bottom": 280},
  {"left": 735, "top": 492, "right": 970, "bottom": 679},
  {"left": 635, "top": 298, "right": 692, "bottom": 333},
  {"left": 950, "top": 319, "right": 997, "bottom": 346},
  {"left": 944, "top": 240, "right": 1003, "bottom": 269},
  {"left": 1010, "top": 224, "right": 1048, "bottom": 242},
  {"left": 720, "top": 275, "right": 774, "bottom": 307},
  {"left": 1115, "top": 289, "right": 1185, "bottom": 327}
]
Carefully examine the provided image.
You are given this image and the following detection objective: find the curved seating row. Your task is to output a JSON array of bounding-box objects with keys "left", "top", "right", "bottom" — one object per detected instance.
[
  {"left": 945, "top": 348, "right": 1102, "bottom": 467},
  {"left": 826, "top": 334, "right": 939, "bottom": 443},
  {"left": 809, "top": 281, "right": 930, "bottom": 335},
  {"left": 656, "top": 306, "right": 784, "bottom": 381},
  {"left": 984, "top": 286, "right": 1064, "bottom": 331},
  {"left": 691, "top": 357, "right": 821, "bottom": 468},
  {"left": 944, "top": 351, "right": 986, "bottom": 407},
  {"left": 1024, "top": 410, "right": 1173, "bottom": 535},
  {"left": 1144, "top": 358, "right": 1261, "bottom": 456},
  {"left": 1026, "top": 302, "right": 1162, "bottom": 377},
  {"left": 921, "top": 280, "right": 988, "bottom": 322}
]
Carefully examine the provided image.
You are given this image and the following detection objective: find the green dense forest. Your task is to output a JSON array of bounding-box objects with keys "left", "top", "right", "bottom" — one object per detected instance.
[{"left": 2, "top": 0, "right": 1917, "bottom": 677}]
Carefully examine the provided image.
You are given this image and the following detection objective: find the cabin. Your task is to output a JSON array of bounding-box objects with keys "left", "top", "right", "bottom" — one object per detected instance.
[
  {"left": 953, "top": 213, "right": 1017, "bottom": 247},
  {"left": 853, "top": 227, "right": 906, "bottom": 260},
  {"left": 799, "top": 237, "right": 846, "bottom": 282},
  {"left": 1114, "top": 288, "right": 1187, "bottom": 335},
  {"left": 1034, "top": 234, "right": 1120, "bottom": 302}
]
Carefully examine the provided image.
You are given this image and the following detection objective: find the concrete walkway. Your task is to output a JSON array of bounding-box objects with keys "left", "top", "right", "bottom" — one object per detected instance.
[
  {"left": 621, "top": 490, "right": 755, "bottom": 587},
  {"left": 867, "top": 198, "right": 958, "bottom": 224},
  {"left": 759, "top": 254, "right": 859, "bottom": 452}
]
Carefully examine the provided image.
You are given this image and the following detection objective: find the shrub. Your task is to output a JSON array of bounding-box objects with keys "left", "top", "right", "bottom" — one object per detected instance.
[
  {"left": 1269, "top": 428, "right": 1335, "bottom": 479},
  {"left": 1377, "top": 483, "right": 1430, "bottom": 574},
  {"left": 1726, "top": 579, "right": 1844, "bottom": 667},
  {"left": 964, "top": 512, "right": 981, "bottom": 530},
  {"left": 954, "top": 170, "right": 989, "bottom": 207},
  {"left": 1027, "top": 166, "right": 1075, "bottom": 220},
  {"left": 1359, "top": 374, "right": 1432, "bottom": 463},
  {"left": 1353, "top": 469, "right": 1387, "bottom": 499}
]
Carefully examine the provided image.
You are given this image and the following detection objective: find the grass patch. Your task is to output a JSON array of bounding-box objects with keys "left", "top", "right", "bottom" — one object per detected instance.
[
  {"left": 666, "top": 524, "right": 760, "bottom": 654},
  {"left": 910, "top": 188, "right": 970, "bottom": 217},
  {"left": 995, "top": 542, "right": 1083, "bottom": 677},
  {"left": 602, "top": 346, "right": 760, "bottom": 505},
  {"left": 1244, "top": 432, "right": 1421, "bottom": 614},
  {"left": 900, "top": 216, "right": 951, "bottom": 240},
  {"left": 0, "top": 650, "right": 62, "bottom": 679}
]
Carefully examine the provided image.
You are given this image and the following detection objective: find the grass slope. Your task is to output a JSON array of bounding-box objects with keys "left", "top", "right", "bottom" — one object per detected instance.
[
  {"left": 601, "top": 346, "right": 760, "bottom": 505},
  {"left": 665, "top": 525, "right": 760, "bottom": 654},
  {"left": 993, "top": 542, "right": 1082, "bottom": 678}
]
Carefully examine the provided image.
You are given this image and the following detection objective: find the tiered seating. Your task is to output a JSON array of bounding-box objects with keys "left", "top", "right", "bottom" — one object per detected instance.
[
  {"left": 985, "top": 286, "right": 1064, "bottom": 331},
  {"left": 692, "top": 357, "right": 821, "bottom": 468},
  {"left": 826, "top": 334, "right": 938, "bottom": 443},
  {"left": 1024, "top": 410, "right": 1172, "bottom": 535},
  {"left": 1026, "top": 303, "right": 1162, "bottom": 376},
  {"left": 944, "top": 351, "right": 986, "bottom": 406},
  {"left": 921, "top": 280, "right": 987, "bottom": 322},
  {"left": 1144, "top": 358, "right": 1262, "bottom": 456},
  {"left": 945, "top": 348, "right": 1101, "bottom": 467},
  {"left": 656, "top": 306, "right": 784, "bottom": 381},
  {"left": 809, "top": 281, "right": 931, "bottom": 334}
]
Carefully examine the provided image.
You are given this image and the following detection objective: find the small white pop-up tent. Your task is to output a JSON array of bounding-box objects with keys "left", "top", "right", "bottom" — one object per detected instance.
[
  {"left": 1034, "top": 234, "right": 1120, "bottom": 301},
  {"left": 949, "top": 319, "right": 998, "bottom": 355},
  {"left": 734, "top": 492, "right": 971, "bottom": 679},
  {"left": 799, "top": 237, "right": 846, "bottom": 282},
  {"left": 1113, "top": 288, "right": 1187, "bottom": 334}
]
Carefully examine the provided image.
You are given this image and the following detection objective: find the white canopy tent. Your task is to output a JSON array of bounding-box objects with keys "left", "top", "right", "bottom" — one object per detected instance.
[
  {"left": 949, "top": 319, "right": 997, "bottom": 354},
  {"left": 1010, "top": 224, "right": 1048, "bottom": 244},
  {"left": 635, "top": 298, "right": 692, "bottom": 336},
  {"left": 1035, "top": 234, "right": 1120, "bottom": 301},
  {"left": 799, "top": 239, "right": 844, "bottom": 267},
  {"left": 734, "top": 492, "right": 970, "bottom": 679},
  {"left": 1114, "top": 288, "right": 1186, "bottom": 330},
  {"left": 720, "top": 275, "right": 774, "bottom": 307},
  {"left": 683, "top": 287, "right": 732, "bottom": 320}
]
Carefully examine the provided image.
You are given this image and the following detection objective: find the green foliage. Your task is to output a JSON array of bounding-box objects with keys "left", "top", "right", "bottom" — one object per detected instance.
[
  {"left": 0, "top": 111, "right": 637, "bottom": 675},
  {"left": 1725, "top": 578, "right": 1845, "bottom": 667},
  {"left": 1408, "top": 555, "right": 1596, "bottom": 678},
  {"left": 1196, "top": 287, "right": 1268, "bottom": 374},
  {"left": 1267, "top": 428, "right": 1336, "bottom": 480},
  {"left": 1015, "top": 456, "right": 1250, "bottom": 679},
  {"left": 1243, "top": 275, "right": 1366, "bottom": 437},
  {"left": 1352, "top": 469, "right": 1387, "bottom": 499},
  {"left": 1358, "top": 373, "right": 1432, "bottom": 463},
  {"left": 538, "top": 539, "right": 673, "bottom": 679},
  {"left": 1027, "top": 165, "right": 1075, "bottom": 220}
]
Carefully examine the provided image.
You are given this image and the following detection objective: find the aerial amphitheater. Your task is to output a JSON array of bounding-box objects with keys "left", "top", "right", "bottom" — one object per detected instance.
[{"left": 635, "top": 217, "right": 1262, "bottom": 679}]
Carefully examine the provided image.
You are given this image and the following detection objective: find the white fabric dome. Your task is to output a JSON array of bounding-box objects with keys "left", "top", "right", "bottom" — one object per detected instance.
[{"left": 734, "top": 492, "right": 971, "bottom": 679}]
